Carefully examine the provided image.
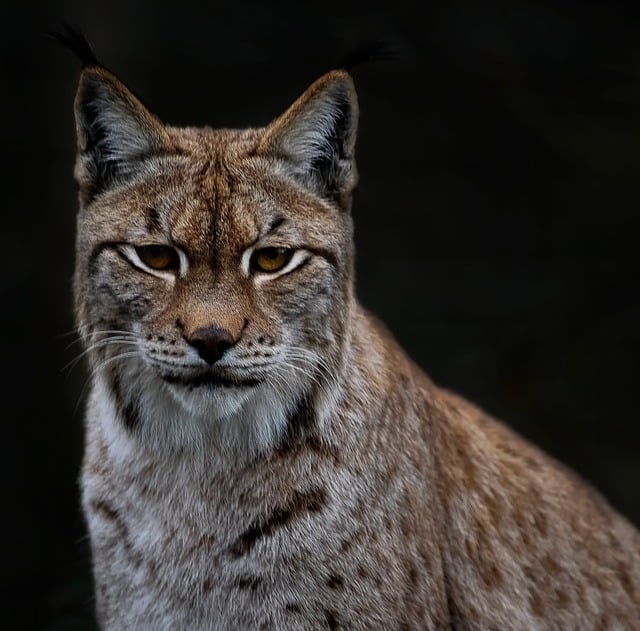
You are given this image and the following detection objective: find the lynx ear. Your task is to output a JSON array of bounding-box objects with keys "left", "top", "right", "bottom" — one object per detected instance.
[
  {"left": 74, "top": 67, "right": 172, "bottom": 203},
  {"left": 258, "top": 70, "right": 359, "bottom": 209}
]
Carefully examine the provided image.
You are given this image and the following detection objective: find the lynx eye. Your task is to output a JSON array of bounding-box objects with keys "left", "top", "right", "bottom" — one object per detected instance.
[
  {"left": 134, "top": 244, "right": 180, "bottom": 271},
  {"left": 251, "top": 247, "right": 293, "bottom": 273}
]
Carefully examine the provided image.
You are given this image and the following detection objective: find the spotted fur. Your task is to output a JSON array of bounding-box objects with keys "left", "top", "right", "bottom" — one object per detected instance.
[{"left": 70, "top": 55, "right": 640, "bottom": 630}]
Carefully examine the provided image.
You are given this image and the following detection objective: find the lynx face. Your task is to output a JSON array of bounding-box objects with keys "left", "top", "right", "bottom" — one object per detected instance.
[{"left": 73, "top": 66, "right": 358, "bottom": 453}]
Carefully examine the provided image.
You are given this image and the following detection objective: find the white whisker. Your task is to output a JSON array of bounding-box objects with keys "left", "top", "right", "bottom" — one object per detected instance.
[
  {"left": 62, "top": 338, "right": 139, "bottom": 374},
  {"left": 90, "top": 352, "right": 141, "bottom": 377}
]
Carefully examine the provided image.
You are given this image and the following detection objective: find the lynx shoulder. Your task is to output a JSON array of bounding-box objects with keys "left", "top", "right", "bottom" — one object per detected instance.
[{"left": 64, "top": 32, "right": 639, "bottom": 630}]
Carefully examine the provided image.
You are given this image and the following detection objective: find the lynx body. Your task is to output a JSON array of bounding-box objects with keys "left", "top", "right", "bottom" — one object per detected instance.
[{"left": 68, "top": 40, "right": 640, "bottom": 629}]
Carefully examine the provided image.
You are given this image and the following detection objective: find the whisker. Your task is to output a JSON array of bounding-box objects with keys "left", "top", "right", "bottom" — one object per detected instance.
[
  {"left": 285, "top": 351, "right": 334, "bottom": 383},
  {"left": 278, "top": 361, "right": 332, "bottom": 398},
  {"left": 90, "top": 352, "right": 141, "bottom": 377},
  {"left": 54, "top": 329, "right": 82, "bottom": 339},
  {"left": 286, "top": 345, "right": 334, "bottom": 371},
  {"left": 64, "top": 328, "right": 138, "bottom": 351},
  {"left": 62, "top": 339, "right": 139, "bottom": 374}
]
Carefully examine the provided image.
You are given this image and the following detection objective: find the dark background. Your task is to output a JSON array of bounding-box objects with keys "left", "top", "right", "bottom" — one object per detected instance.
[{"left": 3, "top": 1, "right": 639, "bottom": 628}]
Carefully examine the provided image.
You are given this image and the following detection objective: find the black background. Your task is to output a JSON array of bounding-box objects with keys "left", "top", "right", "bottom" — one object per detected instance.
[{"left": 3, "top": 1, "right": 639, "bottom": 628}]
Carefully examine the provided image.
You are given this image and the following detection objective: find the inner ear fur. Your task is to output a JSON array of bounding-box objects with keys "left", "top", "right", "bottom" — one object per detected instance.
[
  {"left": 258, "top": 70, "right": 359, "bottom": 209},
  {"left": 74, "top": 66, "right": 172, "bottom": 203}
]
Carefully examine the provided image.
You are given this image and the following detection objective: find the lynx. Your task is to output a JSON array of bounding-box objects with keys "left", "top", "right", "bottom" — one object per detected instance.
[{"left": 60, "top": 30, "right": 639, "bottom": 630}]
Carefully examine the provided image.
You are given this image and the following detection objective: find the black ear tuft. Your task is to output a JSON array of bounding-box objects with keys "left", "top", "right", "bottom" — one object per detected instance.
[
  {"left": 49, "top": 23, "right": 100, "bottom": 68},
  {"left": 338, "top": 38, "right": 398, "bottom": 72}
]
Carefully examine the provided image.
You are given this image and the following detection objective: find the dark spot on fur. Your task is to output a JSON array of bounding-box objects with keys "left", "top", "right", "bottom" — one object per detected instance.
[
  {"left": 325, "top": 610, "right": 339, "bottom": 630},
  {"left": 288, "top": 392, "right": 317, "bottom": 434},
  {"left": 481, "top": 562, "right": 503, "bottom": 590},
  {"left": 267, "top": 215, "right": 286, "bottom": 233},
  {"left": 384, "top": 515, "right": 393, "bottom": 533},
  {"left": 89, "top": 498, "right": 141, "bottom": 567},
  {"left": 408, "top": 563, "right": 418, "bottom": 587},
  {"left": 484, "top": 493, "right": 503, "bottom": 527},
  {"left": 196, "top": 158, "right": 211, "bottom": 177},
  {"left": 327, "top": 574, "right": 344, "bottom": 589},
  {"left": 542, "top": 553, "right": 561, "bottom": 576},
  {"left": 306, "top": 434, "right": 341, "bottom": 465},
  {"left": 272, "top": 396, "right": 340, "bottom": 461},
  {"left": 453, "top": 605, "right": 472, "bottom": 623},
  {"left": 122, "top": 401, "right": 140, "bottom": 430},
  {"left": 110, "top": 371, "right": 140, "bottom": 430},
  {"left": 146, "top": 206, "right": 162, "bottom": 232},
  {"left": 229, "top": 486, "right": 327, "bottom": 557},
  {"left": 444, "top": 569, "right": 464, "bottom": 627},
  {"left": 303, "top": 487, "right": 327, "bottom": 512},
  {"left": 285, "top": 603, "right": 301, "bottom": 614},
  {"left": 617, "top": 565, "right": 634, "bottom": 599},
  {"left": 90, "top": 498, "right": 120, "bottom": 523},
  {"left": 197, "top": 533, "right": 216, "bottom": 550},
  {"left": 554, "top": 587, "right": 570, "bottom": 608},
  {"left": 236, "top": 575, "right": 262, "bottom": 591},
  {"left": 529, "top": 590, "right": 546, "bottom": 617}
]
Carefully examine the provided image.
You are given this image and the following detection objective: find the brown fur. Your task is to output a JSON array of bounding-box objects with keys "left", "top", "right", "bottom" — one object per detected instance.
[{"left": 70, "top": 57, "right": 640, "bottom": 630}]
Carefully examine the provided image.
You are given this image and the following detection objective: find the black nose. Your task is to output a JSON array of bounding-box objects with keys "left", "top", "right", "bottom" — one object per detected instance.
[{"left": 188, "top": 326, "right": 235, "bottom": 365}]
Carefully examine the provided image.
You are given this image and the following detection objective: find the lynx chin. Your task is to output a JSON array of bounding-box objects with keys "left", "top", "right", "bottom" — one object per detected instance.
[{"left": 62, "top": 31, "right": 639, "bottom": 630}]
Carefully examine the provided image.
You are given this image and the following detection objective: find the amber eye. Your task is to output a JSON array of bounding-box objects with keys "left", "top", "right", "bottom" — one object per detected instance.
[
  {"left": 251, "top": 247, "right": 293, "bottom": 273},
  {"left": 135, "top": 244, "right": 180, "bottom": 271}
]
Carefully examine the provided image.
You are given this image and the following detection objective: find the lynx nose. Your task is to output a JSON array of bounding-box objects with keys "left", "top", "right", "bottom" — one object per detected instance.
[{"left": 188, "top": 326, "right": 235, "bottom": 365}]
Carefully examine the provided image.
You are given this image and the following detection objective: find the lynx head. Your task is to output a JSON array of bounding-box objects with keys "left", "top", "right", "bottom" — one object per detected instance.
[{"left": 69, "top": 42, "right": 360, "bottom": 455}]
